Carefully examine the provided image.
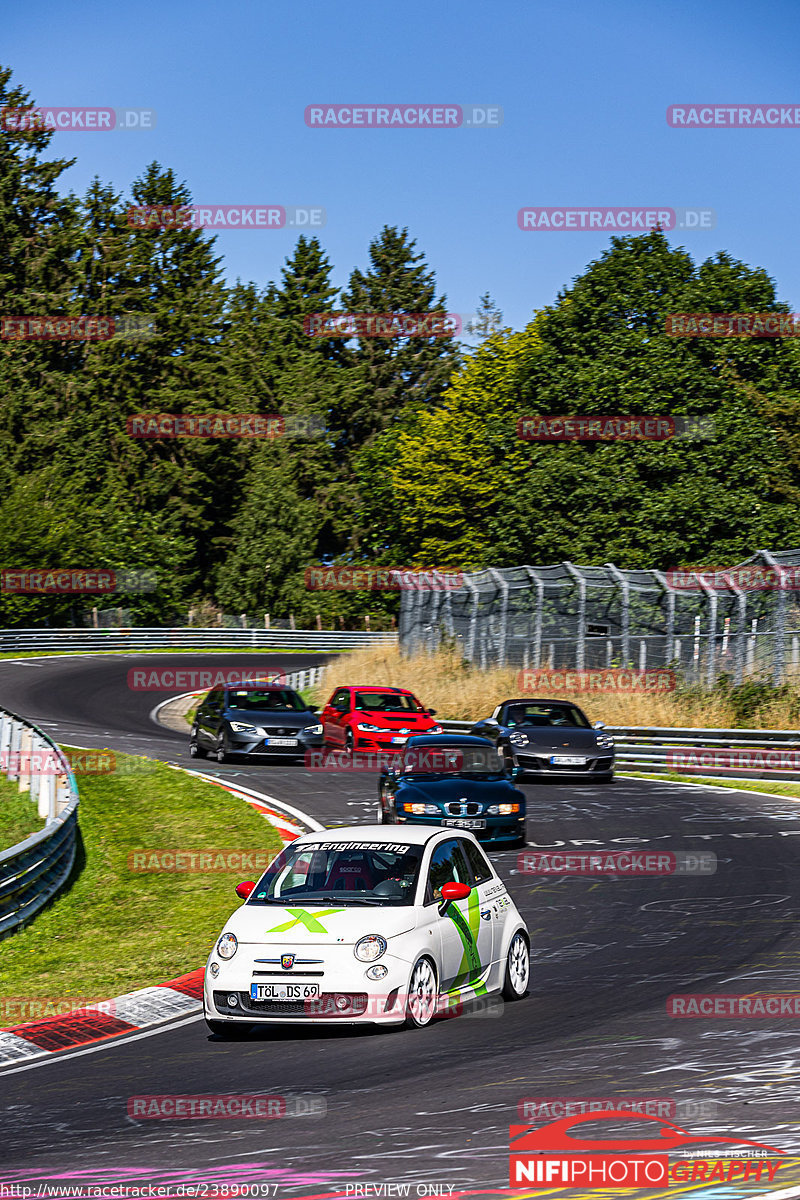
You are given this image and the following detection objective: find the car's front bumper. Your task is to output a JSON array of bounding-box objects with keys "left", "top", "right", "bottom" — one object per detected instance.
[
  {"left": 510, "top": 751, "right": 614, "bottom": 777},
  {"left": 394, "top": 812, "right": 525, "bottom": 845},
  {"left": 204, "top": 948, "right": 413, "bottom": 1026},
  {"left": 225, "top": 731, "right": 324, "bottom": 757}
]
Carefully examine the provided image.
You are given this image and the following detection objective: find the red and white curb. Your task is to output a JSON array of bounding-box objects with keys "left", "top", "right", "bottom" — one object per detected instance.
[{"left": 0, "top": 765, "right": 319, "bottom": 1067}]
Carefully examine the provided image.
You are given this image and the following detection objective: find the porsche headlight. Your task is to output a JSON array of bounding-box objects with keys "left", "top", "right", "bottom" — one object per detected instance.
[
  {"left": 357, "top": 723, "right": 384, "bottom": 732},
  {"left": 596, "top": 735, "right": 615, "bottom": 748},
  {"left": 355, "top": 935, "right": 387, "bottom": 962},
  {"left": 229, "top": 722, "right": 259, "bottom": 734},
  {"left": 509, "top": 732, "right": 529, "bottom": 746},
  {"left": 217, "top": 932, "right": 238, "bottom": 959}
]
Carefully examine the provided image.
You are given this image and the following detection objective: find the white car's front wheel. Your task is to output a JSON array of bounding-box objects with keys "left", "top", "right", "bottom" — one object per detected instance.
[
  {"left": 404, "top": 956, "right": 438, "bottom": 1028},
  {"left": 502, "top": 931, "right": 530, "bottom": 1000}
]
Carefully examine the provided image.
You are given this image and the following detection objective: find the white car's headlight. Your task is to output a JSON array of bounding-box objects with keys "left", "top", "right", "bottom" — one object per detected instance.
[
  {"left": 357, "top": 723, "right": 384, "bottom": 732},
  {"left": 302, "top": 723, "right": 323, "bottom": 735},
  {"left": 217, "top": 932, "right": 238, "bottom": 959},
  {"left": 229, "top": 722, "right": 259, "bottom": 734},
  {"left": 355, "top": 934, "right": 387, "bottom": 962}
]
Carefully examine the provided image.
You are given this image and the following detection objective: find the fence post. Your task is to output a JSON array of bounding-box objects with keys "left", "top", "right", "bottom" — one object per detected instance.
[
  {"left": 488, "top": 569, "right": 509, "bottom": 667},
  {"left": 605, "top": 564, "right": 630, "bottom": 667},
  {"left": 17, "top": 728, "right": 31, "bottom": 793},
  {"left": 563, "top": 563, "right": 586, "bottom": 670},
  {"left": 7, "top": 720, "right": 22, "bottom": 782},
  {"left": 759, "top": 550, "right": 787, "bottom": 685},
  {"left": 523, "top": 567, "right": 544, "bottom": 669},
  {"left": 465, "top": 575, "right": 480, "bottom": 665}
]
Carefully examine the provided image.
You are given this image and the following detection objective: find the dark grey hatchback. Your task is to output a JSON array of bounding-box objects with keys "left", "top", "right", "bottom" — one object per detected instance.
[{"left": 190, "top": 685, "right": 324, "bottom": 763}]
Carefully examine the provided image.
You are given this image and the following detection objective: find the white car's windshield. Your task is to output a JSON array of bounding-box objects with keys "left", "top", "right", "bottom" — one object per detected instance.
[{"left": 248, "top": 841, "right": 425, "bottom": 906}]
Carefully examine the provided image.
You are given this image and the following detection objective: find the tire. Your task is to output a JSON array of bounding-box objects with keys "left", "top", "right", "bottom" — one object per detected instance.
[
  {"left": 377, "top": 795, "right": 391, "bottom": 824},
  {"left": 189, "top": 735, "right": 206, "bottom": 759},
  {"left": 595, "top": 772, "right": 614, "bottom": 783},
  {"left": 404, "top": 956, "right": 438, "bottom": 1029},
  {"left": 214, "top": 736, "right": 228, "bottom": 764},
  {"left": 502, "top": 931, "right": 530, "bottom": 1001},
  {"left": 205, "top": 1019, "right": 251, "bottom": 1039}
]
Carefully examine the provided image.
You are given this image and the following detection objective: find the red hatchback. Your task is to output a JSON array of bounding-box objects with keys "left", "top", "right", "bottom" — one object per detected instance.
[{"left": 320, "top": 686, "right": 442, "bottom": 752}]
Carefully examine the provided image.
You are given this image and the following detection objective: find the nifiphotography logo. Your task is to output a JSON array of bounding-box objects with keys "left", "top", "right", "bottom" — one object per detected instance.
[{"left": 509, "top": 1110, "right": 785, "bottom": 1188}]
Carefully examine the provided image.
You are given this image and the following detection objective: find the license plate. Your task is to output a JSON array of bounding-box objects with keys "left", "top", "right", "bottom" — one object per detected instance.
[
  {"left": 443, "top": 818, "right": 487, "bottom": 829},
  {"left": 250, "top": 983, "right": 319, "bottom": 1000},
  {"left": 550, "top": 755, "right": 586, "bottom": 765},
  {"left": 390, "top": 736, "right": 408, "bottom": 744},
  {"left": 264, "top": 737, "right": 298, "bottom": 747}
]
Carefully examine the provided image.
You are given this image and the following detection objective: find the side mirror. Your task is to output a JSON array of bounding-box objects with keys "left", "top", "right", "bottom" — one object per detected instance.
[
  {"left": 235, "top": 881, "right": 256, "bottom": 900},
  {"left": 439, "top": 881, "right": 471, "bottom": 913},
  {"left": 486, "top": 718, "right": 499, "bottom": 726},
  {"left": 428, "top": 708, "right": 437, "bottom": 716},
  {"left": 307, "top": 705, "right": 319, "bottom": 714},
  {"left": 593, "top": 721, "right": 606, "bottom": 730}
]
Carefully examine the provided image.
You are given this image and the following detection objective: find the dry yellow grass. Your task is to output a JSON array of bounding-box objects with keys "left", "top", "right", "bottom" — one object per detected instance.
[{"left": 311, "top": 644, "right": 798, "bottom": 729}]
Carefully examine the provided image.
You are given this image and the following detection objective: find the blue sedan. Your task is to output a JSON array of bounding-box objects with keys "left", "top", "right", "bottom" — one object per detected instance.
[{"left": 377, "top": 734, "right": 526, "bottom": 847}]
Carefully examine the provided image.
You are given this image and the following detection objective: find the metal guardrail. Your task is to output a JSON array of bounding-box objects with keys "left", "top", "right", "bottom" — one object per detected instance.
[
  {"left": 439, "top": 720, "right": 800, "bottom": 784},
  {"left": 0, "top": 709, "right": 79, "bottom": 938},
  {"left": 0, "top": 628, "right": 397, "bottom": 655}
]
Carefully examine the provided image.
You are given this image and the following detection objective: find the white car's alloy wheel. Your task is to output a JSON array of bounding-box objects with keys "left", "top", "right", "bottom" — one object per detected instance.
[
  {"left": 503, "top": 931, "right": 529, "bottom": 999},
  {"left": 405, "top": 957, "right": 437, "bottom": 1028}
]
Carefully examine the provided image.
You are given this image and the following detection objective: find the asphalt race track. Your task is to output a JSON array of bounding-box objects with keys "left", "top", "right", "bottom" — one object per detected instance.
[{"left": 2, "top": 653, "right": 800, "bottom": 1195}]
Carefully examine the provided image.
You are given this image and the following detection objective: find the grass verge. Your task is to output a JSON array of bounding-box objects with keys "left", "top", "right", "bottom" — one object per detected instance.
[
  {"left": 0, "top": 774, "right": 43, "bottom": 849},
  {"left": 0, "top": 750, "right": 282, "bottom": 1004}
]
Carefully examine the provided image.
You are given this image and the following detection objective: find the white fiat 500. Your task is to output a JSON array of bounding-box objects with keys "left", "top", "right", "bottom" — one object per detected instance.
[{"left": 204, "top": 825, "right": 529, "bottom": 1035}]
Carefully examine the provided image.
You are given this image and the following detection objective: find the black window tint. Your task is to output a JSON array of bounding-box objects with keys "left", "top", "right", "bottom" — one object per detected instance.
[
  {"left": 462, "top": 839, "right": 493, "bottom": 884},
  {"left": 425, "top": 838, "right": 471, "bottom": 904}
]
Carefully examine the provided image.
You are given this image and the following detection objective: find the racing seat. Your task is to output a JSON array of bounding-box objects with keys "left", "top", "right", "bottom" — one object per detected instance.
[{"left": 324, "top": 853, "right": 377, "bottom": 891}]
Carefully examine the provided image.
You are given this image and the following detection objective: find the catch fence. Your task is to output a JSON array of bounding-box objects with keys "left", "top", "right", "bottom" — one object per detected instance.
[{"left": 399, "top": 548, "right": 800, "bottom": 687}]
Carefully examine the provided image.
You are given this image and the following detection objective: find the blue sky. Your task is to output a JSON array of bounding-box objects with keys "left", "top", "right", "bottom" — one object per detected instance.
[{"left": 5, "top": 0, "right": 799, "bottom": 331}]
